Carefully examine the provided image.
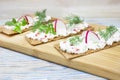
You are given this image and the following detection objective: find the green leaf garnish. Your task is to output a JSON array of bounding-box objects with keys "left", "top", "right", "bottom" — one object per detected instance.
[
  {"left": 65, "top": 15, "right": 84, "bottom": 26},
  {"left": 32, "top": 21, "right": 41, "bottom": 32},
  {"left": 35, "top": 9, "right": 47, "bottom": 22},
  {"left": 32, "top": 21, "right": 56, "bottom": 35},
  {"left": 5, "top": 18, "right": 17, "bottom": 26},
  {"left": 12, "top": 18, "right": 17, "bottom": 23},
  {"left": 69, "top": 36, "right": 83, "bottom": 45},
  {"left": 99, "top": 25, "right": 118, "bottom": 41},
  {"left": 5, "top": 18, "right": 28, "bottom": 33},
  {"left": 21, "top": 18, "right": 28, "bottom": 26},
  {"left": 14, "top": 24, "right": 22, "bottom": 33}
]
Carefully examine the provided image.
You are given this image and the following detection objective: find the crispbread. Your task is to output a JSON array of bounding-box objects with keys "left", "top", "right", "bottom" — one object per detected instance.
[
  {"left": 54, "top": 41, "right": 120, "bottom": 60},
  {"left": 1, "top": 27, "right": 30, "bottom": 35},
  {"left": 26, "top": 26, "right": 94, "bottom": 46},
  {"left": 1, "top": 16, "right": 57, "bottom": 36},
  {"left": 0, "top": 26, "right": 2, "bottom": 32}
]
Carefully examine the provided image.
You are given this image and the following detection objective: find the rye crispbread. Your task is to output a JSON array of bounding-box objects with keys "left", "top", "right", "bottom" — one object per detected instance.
[
  {"left": 54, "top": 41, "right": 120, "bottom": 60},
  {"left": 0, "top": 17, "right": 56, "bottom": 36},
  {"left": 0, "top": 26, "right": 2, "bottom": 32},
  {"left": 1, "top": 27, "right": 30, "bottom": 36},
  {"left": 26, "top": 26, "right": 94, "bottom": 46}
]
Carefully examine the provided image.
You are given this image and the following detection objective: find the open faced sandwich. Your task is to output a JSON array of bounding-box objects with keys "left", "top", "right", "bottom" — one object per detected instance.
[
  {"left": 1, "top": 15, "right": 34, "bottom": 35},
  {"left": 0, "top": 9, "right": 55, "bottom": 35},
  {"left": 55, "top": 25, "right": 120, "bottom": 59},
  {"left": 26, "top": 14, "right": 93, "bottom": 45}
]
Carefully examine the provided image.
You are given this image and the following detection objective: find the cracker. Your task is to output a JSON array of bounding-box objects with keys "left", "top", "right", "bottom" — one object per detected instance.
[
  {"left": 0, "top": 17, "right": 57, "bottom": 36},
  {"left": 54, "top": 41, "right": 120, "bottom": 60},
  {"left": 2, "top": 27, "right": 30, "bottom": 36},
  {"left": 0, "top": 26, "right": 2, "bottom": 32},
  {"left": 26, "top": 26, "right": 94, "bottom": 46}
]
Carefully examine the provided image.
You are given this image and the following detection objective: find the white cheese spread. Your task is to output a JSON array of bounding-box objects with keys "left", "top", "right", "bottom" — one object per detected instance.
[
  {"left": 3, "top": 17, "right": 34, "bottom": 30},
  {"left": 59, "top": 28, "right": 120, "bottom": 54},
  {"left": 66, "top": 22, "right": 89, "bottom": 35},
  {"left": 26, "top": 29, "right": 57, "bottom": 42}
]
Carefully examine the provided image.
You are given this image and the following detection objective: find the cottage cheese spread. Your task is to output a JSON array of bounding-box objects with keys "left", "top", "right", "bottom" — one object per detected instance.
[
  {"left": 66, "top": 22, "right": 89, "bottom": 35},
  {"left": 26, "top": 29, "right": 57, "bottom": 42},
  {"left": 106, "top": 28, "right": 120, "bottom": 45},
  {"left": 3, "top": 17, "right": 34, "bottom": 30},
  {"left": 59, "top": 27, "right": 120, "bottom": 54},
  {"left": 60, "top": 37, "right": 88, "bottom": 54},
  {"left": 26, "top": 19, "right": 89, "bottom": 42}
]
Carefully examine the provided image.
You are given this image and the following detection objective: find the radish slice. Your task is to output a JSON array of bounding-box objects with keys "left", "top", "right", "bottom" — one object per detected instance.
[
  {"left": 53, "top": 19, "right": 57, "bottom": 32},
  {"left": 53, "top": 19, "right": 66, "bottom": 36},
  {"left": 18, "top": 16, "right": 28, "bottom": 23},
  {"left": 85, "top": 30, "right": 100, "bottom": 44},
  {"left": 25, "top": 15, "right": 34, "bottom": 24},
  {"left": 18, "top": 15, "right": 33, "bottom": 24}
]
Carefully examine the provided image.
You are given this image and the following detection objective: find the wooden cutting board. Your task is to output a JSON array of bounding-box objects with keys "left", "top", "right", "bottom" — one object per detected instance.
[{"left": 0, "top": 24, "right": 120, "bottom": 80}]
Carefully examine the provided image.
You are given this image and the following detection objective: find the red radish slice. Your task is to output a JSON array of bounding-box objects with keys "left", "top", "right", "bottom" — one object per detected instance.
[
  {"left": 24, "top": 16, "right": 29, "bottom": 24},
  {"left": 53, "top": 19, "right": 66, "bottom": 35},
  {"left": 25, "top": 15, "right": 34, "bottom": 24},
  {"left": 18, "top": 15, "right": 33, "bottom": 24},
  {"left": 85, "top": 30, "right": 100, "bottom": 44},
  {"left": 54, "top": 19, "right": 57, "bottom": 32},
  {"left": 18, "top": 16, "right": 28, "bottom": 23}
]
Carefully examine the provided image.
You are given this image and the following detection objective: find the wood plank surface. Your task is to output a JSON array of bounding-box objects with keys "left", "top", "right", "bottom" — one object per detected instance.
[{"left": 0, "top": 24, "right": 120, "bottom": 80}]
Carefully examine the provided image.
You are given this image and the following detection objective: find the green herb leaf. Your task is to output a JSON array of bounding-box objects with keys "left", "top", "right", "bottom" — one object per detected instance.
[
  {"left": 69, "top": 36, "right": 83, "bottom": 45},
  {"left": 65, "top": 15, "right": 84, "bottom": 26},
  {"left": 99, "top": 25, "right": 118, "bottom": 41},
  {"left": 32, "top": 21, "right": 41, "bottom": 32},
  {"left": 32, "top": 21, "right": 56, "bottom": 35},
  {"left": 5, "top": 18, "right": 28, "bottom": 33},
  {"left": 5, "top": 21, "right": 14, "bottom": 26},
  {"left": 21, "top": 19, "right": 28, "bottom": 26},
  {"left": 12, "top": 18, "right": 17, "bottom": 23},
  {"left": 14, "top": 25, "right": 22, "bottom": 33},
  {"left": 35, "top": 9, "right": 47, "bottom": 22},
  {"left": 5, "top": 18, "right": 17, "bottom": 26}
]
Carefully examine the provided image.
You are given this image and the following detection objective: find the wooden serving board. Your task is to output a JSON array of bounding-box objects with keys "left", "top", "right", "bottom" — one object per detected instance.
[{"left": 0, "top": 24, "right": 120, "bottom": 80}]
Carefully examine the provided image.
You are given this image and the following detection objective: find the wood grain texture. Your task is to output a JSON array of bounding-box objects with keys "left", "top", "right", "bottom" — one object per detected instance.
[
  {"left": 0, "top": 24, "right": 119, "bottom": 80},
  {"left": 0, "top": 47, "right": 107, "bottom": 80}
]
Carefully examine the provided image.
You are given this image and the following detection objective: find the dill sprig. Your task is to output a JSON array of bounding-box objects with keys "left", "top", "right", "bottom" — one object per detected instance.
[
  {"left": 65, "top": 15, "right": 84, "bottom": 26},
  {"left": 69, "top": 36, "right": 83, "bottom": 45},
  {"left": 99, "top": 25, "right": 118, "bottom": 41}
]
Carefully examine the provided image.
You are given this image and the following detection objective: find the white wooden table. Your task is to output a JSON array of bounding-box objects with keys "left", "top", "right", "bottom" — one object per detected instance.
[{"left": 0, "top": 18, "right": 120, "bottom": 80}]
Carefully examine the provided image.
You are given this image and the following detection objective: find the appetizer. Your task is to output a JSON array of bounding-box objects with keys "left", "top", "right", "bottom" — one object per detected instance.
[
  {"left": 1, "top": 15, "right": 34, "bottom": 35},
  {"left": 55, "top": 26, "right": 120, "bottom": 59},
  {"left": 26, "top": 14, "right": 93, "bottom": 45},
  {"left": 0, "top": 9, "right": 54, "bottom": 35}
]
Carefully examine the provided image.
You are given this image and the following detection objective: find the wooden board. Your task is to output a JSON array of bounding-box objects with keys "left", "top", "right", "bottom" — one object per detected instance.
[{"left": 0, "top": 24, "right": 120, "bottom": 80}]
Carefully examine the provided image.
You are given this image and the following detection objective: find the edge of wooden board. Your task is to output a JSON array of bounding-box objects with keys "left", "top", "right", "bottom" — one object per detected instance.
[{"left": 0, "top": 24, "right": 120, "bottom": 80}]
